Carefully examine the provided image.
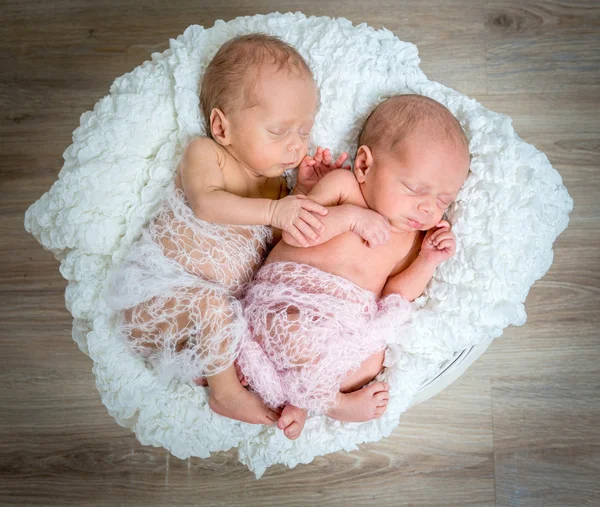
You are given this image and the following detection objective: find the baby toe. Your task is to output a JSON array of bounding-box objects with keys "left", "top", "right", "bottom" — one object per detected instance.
[
  {"left": 276, "top": 415, "right": 291, "bottom": 429},
  {"left": 374, "top": 405, "right": 388, "bottom": 418},
  {"left": 367, "top": 381, "right": 389, "bottom": 394},
  {"left": 374, "top": 391, "right": 390, "bottom": 404},
  {"left": 284, "top": 423, "right": 301, "bottom": 440}
]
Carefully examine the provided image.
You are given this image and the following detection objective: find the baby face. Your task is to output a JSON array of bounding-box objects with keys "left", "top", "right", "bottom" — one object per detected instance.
[
  {"left": 224, "top": 67, "right": 318, "bottom": 177},
  {"left": 359, "top": 129, "right": 470, "bottom": 232}
]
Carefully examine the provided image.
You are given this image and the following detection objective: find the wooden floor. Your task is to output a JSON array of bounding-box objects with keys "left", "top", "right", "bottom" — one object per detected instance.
[{"left": 1, "top": 1, "right": 599, "bottom": 505}]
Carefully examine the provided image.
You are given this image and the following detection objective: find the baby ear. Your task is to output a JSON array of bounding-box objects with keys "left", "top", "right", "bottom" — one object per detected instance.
[
  {"left": 354, "top": 145, "right": 373, "bottom": 183},
  {"left": 209, "top": 108, "right": 231, "bottom": 145}
]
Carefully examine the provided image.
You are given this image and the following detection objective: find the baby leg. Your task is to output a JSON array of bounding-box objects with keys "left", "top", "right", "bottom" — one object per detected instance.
[
  {"left": 339, "top": 350, "right": 386, "bottom": 393},
  {"left": 123, "top": 285, "right": 279, "bottom": 425},
  {"left": 122, "top": 285, "right": 243, "bottom": 381}
]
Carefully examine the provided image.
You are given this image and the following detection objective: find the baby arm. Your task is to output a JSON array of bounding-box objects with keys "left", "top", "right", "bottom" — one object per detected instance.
[
  {"left": 180, "top": 138, "right": 328, "bottom": 246},
  {"left": 382, "top": 220, "right": 457, "bottom": 301},
  {"left": 381, "top": 255, "right": 438, "bottom": 302},
  {"left": 281, "top": 169, "right": 395, "bottom": 248}
]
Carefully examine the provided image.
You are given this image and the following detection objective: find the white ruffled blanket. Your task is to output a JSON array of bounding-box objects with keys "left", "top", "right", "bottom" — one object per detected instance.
[{"left": 24, "top": 13, "right": 573, "bottom": 478}]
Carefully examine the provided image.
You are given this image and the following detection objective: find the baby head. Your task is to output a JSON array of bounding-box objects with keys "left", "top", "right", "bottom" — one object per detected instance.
[
  {"left": 200, "top": 34, "right": 318, "bottom": 178},
  {"left": 354, "top": 94, "right": 471, "bottom": 231}
]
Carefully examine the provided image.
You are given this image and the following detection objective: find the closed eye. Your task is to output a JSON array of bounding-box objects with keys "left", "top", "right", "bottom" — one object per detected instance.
[{"left": 438, "top": 195, "right": 454, "bottom": 207}]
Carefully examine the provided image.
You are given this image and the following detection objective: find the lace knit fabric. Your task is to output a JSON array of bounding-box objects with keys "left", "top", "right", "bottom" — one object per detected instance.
[
  {"left": 104, "top": 185, "right": 274, "bottom": 382},
  {"left": 238, "top": 261, "right": 413, "bottom": 412}
]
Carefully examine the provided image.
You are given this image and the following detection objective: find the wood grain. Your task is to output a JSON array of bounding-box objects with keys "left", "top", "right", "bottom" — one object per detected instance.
[
  {"left": 492, "top": 376, "right": 600, "bottom": 507},
  {"left": 1, "top": 0, "right": 599, "bottom": 505},
  {"left": 483, "top": 0, "right": 600, "bottom": 93}
]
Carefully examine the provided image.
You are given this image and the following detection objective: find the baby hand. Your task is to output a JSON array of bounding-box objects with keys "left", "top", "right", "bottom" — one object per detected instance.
[
  {"left": 350, "top": 208, "right": 397, "bottom": 248},
  {"left": 296, "top": 146, "right": 351, "bottom": 194},
  {"left": 269, "top": 195, "right": 328, "bottom": 247},
  {"left": 420, "top": 220, "right": 456, "bottom": 265}
]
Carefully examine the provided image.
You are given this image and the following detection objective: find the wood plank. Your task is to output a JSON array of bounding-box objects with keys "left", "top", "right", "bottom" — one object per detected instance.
[
  {"left": 484, "top": 0, "right": 600, "bottom": 93},
  {"left": 492, "top": 375, "right": 600, "bottom": 507}
]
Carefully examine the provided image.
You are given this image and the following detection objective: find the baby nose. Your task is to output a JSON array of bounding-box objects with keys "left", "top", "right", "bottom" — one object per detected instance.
[
  {"left": 287, "top": 133, "right": 303, "bottom": 152},
  {"left": 418, "top": 195, "right": 436, "bottom": 214}
]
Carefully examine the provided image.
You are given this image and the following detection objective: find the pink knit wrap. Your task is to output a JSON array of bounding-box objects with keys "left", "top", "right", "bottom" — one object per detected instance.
[{"left": 238, "top": 262, "right": 413, "bottom": 412}]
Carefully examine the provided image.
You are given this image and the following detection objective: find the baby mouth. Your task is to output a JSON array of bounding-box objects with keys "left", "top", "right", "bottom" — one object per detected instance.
[{"left": 407, "top": 218, "right": 423, "bottom": 229}]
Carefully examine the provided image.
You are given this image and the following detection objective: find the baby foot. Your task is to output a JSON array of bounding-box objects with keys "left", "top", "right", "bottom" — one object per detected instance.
[
  {"left": 326, "top": 381, "right": 390, "bottom": 423},
  {"left": 209, "top": 385, "right": 280, "bottom": 426},
  {"left": 277, "top": 404, "right": 307, "bottom": 440}
]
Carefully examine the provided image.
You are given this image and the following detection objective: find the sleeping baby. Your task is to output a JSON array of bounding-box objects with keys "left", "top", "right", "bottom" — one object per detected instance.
[
  {"left": 236, "top": 94, "right": 471, "bottom": 439},
  {"left": 105, "top": 34, "right": 392, "bottom": 426}
]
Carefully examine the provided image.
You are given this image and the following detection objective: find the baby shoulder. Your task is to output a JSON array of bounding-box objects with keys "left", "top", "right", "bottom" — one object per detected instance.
[
  {"left": 178, "top": 137, "right": 229, "bottom": 200},
  {"left": 320, "top": 169, "right": 361, "bottom": 203},
  {"left": 181, "top": 137, "right": 225, "bottom": 174},
  {"left": 322, "top": 168, "right": 358, "bottom": 186}
]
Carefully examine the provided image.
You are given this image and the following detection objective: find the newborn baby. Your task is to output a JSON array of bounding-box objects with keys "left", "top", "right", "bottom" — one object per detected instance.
[
  {"left": 236, "top": 94, "right": 471, "bottom": 439},
  {"left": 105, "top": 34, "right": 387, "bottom": 427}
]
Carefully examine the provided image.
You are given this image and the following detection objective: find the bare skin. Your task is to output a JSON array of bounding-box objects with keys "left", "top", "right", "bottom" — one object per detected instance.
[{"left": 207, "top": 364, "right": 281, "bottom": 425}]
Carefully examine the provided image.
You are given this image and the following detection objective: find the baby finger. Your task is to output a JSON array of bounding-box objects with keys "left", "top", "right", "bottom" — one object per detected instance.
[
  {"left": 300, "top": 198, "right": 328, "bottom": 216},
  {"left": 288, "top": 226, "right": 310, "bottom": 248},
  {"left": 372, "top": 230, "right": 389, "bottom": 248},
  {"left": 436, "top": 238, "right": 456, "bottom": 253},
  {"left": 367, "top": 237, "right": 381, "bottom": 248},
  {"left": 432, "top": 231, "right": 454, "bottom": 246},
  {"left": 381, "top": 227, "right": 392, "bottom": 243},
  {"left": 428, "top": 228, "right": 445, "bottom": 244},
  {"left": 300, "top": 209, "right": 325, "bottom": 233},
  {"left": 369, "top": 235, "right": 383, "bottom": 248},
  {"left": 295, "top": 218, "right": 320, "bottom": 242},
  {"left": 334, "top": 152, "right": 349, "bottom": 168},
  {"left": 323, "top": 148, "right": 332, "bottom": 166},
  {"left": 314, "top": 146, "right": 323, "bottom": 163}
]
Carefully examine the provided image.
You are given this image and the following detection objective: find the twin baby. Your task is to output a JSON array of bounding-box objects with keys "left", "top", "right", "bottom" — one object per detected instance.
[{"left": 106, "top": 34, "right": 470, "bottom": 440}]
